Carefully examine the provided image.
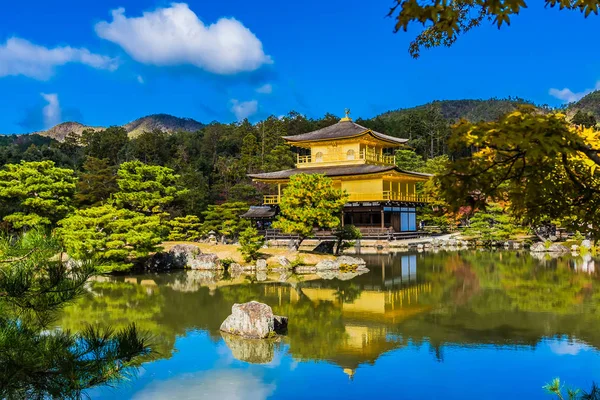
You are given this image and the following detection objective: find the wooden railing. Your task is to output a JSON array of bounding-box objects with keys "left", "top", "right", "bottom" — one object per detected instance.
[
  {"left": 297, "top": 151, "right": 395, "bottom": 166},
  {"left": 263, "top": 192, "right": 429, "bottom": 204}
]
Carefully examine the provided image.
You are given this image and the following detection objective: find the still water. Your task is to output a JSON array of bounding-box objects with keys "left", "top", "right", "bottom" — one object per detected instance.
[{"left": 58, "top": 251, "right": 600, "bottom": 399}]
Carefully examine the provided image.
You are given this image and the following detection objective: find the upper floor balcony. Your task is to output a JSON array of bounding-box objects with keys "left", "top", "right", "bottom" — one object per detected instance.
[
  {"left": 264, "top": 191, "right": 429, "bottom": 205},
  {"left": 296, "top": 150, "right": 395, "bottom": 168}
]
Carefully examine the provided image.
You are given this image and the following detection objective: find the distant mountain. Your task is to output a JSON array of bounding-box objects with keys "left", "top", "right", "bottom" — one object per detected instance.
[
  {"left": 34, "top": 114, "right": 205, "bottom": 141},
  {"left": 378, "top": 98, "right": 540, "bottom": 122},
  {"left": 37, "top": 122, "right": 103, "bottom": 141},
  {"left": 124, "top": 114, "right": 205, "bottom": 138},
  {"left": 568, "top": 90, "right": 600, "bottom": 119}
]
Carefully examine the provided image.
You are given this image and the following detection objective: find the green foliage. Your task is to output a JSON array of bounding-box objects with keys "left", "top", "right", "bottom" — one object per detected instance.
[
  {"left": 221, "top": 258, "right": 236, "bottom": 269},
  {"left": 0, "top": 160, "right": 77, "bottom": 228},
  {"left": 389, "top": 0, "right": 600, "bottom": 58},
  {"left": 81, "top": 126, "right": 129, "bottom": 166},
  {"left": 168, "top": 215, "right": 202, "bottom": 241},
  {"left": 273, "top": 174, "right": 348, "bottom": 241},
  {"left": 441, "top": 108, "right": 600, "bottom": 239},
  {"left": 0, "top": 230, "right": 150, "bottom": 398},
  {"left": 572, "top": 110, "right": 597, "bottom": 128},
  {"left": 334, "top": 225, "right": 362, "bottom": 255},
  {"left": 543, "top": 378, "right": 600, "bottom": 400},
  {"left": 396, "top": 149, "right": 425, "bottom": 171},
  {"left": 238, "top": 226, "right": 265, "bottom": 262},
  {"left": 201, "top": 202, "right": 251, "bottom": 239},
  {"left": 114, "top": 161, "right": 188, "bottom": 215},
  {"left": 75, "top": 156, "right": 118, "bottom": 207},
  {"left": 463, "top": 204, "right": 518, "bottom": 243},
  {"left": 57, "top": 204, "right": 164, "bottom": 273}
]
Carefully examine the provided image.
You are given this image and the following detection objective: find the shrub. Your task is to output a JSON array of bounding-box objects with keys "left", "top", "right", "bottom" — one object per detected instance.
[{"left": 238, "top": 227, "right": 265, "bottom": 262}]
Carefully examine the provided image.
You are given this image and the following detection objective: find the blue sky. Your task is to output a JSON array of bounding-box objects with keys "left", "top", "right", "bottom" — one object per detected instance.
[{"left": 1, "top": 0, "right": 599, "bottom": 133}]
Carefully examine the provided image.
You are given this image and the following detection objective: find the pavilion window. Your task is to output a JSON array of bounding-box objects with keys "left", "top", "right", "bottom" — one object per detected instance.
[
  {"left": 346, "top": 149, "right": 355, "bottom": 160},
  {"left": 315, "top": 152, "right": 323, "bottom": 162}
]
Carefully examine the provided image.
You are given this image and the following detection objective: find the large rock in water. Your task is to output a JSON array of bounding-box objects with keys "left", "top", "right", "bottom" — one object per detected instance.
[{"left": 220, "top": 301, "right": 287, "bottom": 339}]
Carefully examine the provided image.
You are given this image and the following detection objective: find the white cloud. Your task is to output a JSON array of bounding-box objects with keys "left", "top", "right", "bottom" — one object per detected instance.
[
  {"left": 549, "top": 81, "right": 600, "bottom": 103},
  {"left": 231, "top": 99, "right": 258, "bottom": 120},
  {"left": 256, "top": 83, "right": 272, "bottom": 94},
  {"left": 41, "top": 93, "right": 61, "bottom": 128},
  {"left": 137, "top": 74, "right": 145, "bottom": 84},
  {"left": 95, "top": 3, "right": 272, "bottom": 75},
  {"left": 0, "top": 37, "right": 117, "bottom": 80}
]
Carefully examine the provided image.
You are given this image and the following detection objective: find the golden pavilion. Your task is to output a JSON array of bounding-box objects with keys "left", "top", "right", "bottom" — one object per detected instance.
[{"left": 247, "top": 110, "right": 431, "bottom": 235}]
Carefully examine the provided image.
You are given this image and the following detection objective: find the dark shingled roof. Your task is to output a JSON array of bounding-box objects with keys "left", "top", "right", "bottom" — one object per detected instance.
[
  {"left": 282, "top": 120, "right": 408, "bottom": 145},
  {"left": 248, "top": 164, "right": 432, "bottom": 180},
  {"left": 240, "top": 206, "right": 277, "bottom": 219}
]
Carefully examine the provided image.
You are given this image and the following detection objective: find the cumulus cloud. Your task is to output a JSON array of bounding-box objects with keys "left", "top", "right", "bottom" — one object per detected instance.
[
  {"left": 95, "top": 3, "right": 272, "bottom": 75},
  {"left": 0, "top": 37, "right": 117, "bottom": 80},
  {"left": 231, "top": 99, "right": 258, "bottom": 120},
  {"left": 256, "top": 83, "right": 272, "bottom": 94},
  {"left": 549, "top": 81, "right": 600, "bottom": 103},
  {"left": 41, "top": 93, "right": 61, "bottom": 128}
]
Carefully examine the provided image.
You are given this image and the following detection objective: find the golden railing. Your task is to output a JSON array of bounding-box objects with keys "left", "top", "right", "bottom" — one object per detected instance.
[
  {"left": 263, "top": 195, "right": 280, "bottom": 205},
  {"left": 297, "top": 151, "right": 395, "bottom": 166},
  {"left": 263, "top": 192, "right": 429, "bottom": 204}
]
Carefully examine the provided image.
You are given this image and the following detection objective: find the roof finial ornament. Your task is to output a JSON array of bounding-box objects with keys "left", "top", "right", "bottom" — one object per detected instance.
[{"left": 340, "top": 108, "right": 352, "bottom": 122}]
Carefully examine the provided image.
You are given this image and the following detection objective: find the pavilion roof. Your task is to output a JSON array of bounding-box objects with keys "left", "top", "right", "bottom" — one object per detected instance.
[
  {"left": 240, "top": 206, "right": 277, "bottom": 219},
  {"left": 282, "top": 120, "right": 408, "bottom": 146},
  {"left": 248, "top": 164, "right": 432, "bottom": 181}
]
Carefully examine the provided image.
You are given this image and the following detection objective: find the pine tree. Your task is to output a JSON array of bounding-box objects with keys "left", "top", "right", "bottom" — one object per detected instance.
[
  {"left": 0, "top": 160, "right": 77, "bottom": 229},
  {"left": 168, "top": 215, "right": 202, "bottom": 241},
  {"left": 238, "top": 226, "right": 265, "bottom": 262},
  {"left": 75, "top": 156, "right": 118, "bottom": 207},
  {"left": 0, "top": 229, "right": 150, "bottom": 398},
  {"left": 273, "top": 174, "right": 348, "bottom": 246}
]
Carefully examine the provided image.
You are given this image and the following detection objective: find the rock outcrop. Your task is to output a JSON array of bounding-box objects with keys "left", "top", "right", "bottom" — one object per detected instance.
[
  {"left": 220, "top": 301, "right": 287, "bottom": 339},
  {"left": 529, "top": 242, "right": 547, "bottom": 252},
  {"left": 315, "top": 256, "right": 368, "bottom": 271},
  {"left": 167, "top": 244, "right": 222, "bottom": 270}
]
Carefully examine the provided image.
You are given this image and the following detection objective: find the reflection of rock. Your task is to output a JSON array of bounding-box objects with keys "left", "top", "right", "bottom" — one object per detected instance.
[
  {"left": 295, "top": 266, "right": 316, "bottom": 274},
  {"left": 575, "top": 254, "right": 596, "bottom": 274},
  {"left": 221, "top": 332, "right": 276, "bottom": 364},
  {"left": 220, "top": 301, "right": 287, "bottom": 339},
  {"left": 256, "top": 270, "right": 267, "bottom": 281},
  {"left": 316, "top": 269, "right": 369, "bottom": 281},
  {"left": 168, "top": 270, "right": 224, "bottom": 292}
]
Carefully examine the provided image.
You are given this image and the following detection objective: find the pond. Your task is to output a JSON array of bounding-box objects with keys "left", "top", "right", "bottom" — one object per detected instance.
[{"left": 57, "top": 250, "right": 600, "bottom": 399}]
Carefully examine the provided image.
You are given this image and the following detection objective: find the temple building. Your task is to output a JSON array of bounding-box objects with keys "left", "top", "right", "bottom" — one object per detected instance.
[{"left": 246, "top": 111, "right": 431, "bottom": 236}]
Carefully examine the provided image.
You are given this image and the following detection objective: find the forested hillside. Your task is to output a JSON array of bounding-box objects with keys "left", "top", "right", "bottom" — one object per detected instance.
[
  {"left": 568, "top": 90, "right": 600, "bottom": 119},
  {"left": 0, "top": 97, "right": 581, "bottom": 220}
]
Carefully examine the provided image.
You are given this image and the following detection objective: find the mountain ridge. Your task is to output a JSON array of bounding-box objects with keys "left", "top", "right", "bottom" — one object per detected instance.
[{"left": 33, "top": 114, "right": 205, "bottom": 142}]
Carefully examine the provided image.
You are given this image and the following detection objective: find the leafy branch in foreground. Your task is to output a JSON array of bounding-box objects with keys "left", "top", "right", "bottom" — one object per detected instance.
[
  {"left": 0, "top": 229, "right": 151, "bottom": 399},
  {"left": 544, "top": 378, "right": 600, "bottom": 400},
  {"left": 389, "top": 1, "right": 600, "bottom": 58}
]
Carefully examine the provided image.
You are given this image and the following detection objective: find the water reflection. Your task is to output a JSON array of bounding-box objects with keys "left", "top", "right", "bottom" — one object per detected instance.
[{"left": 57, "top": 250, "right": 600, "bottom": 397}]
